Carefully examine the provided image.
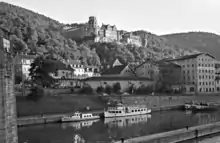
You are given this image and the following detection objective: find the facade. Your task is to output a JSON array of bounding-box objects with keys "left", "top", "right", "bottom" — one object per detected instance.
[
  {"left": 83, "top": 76, "right": 154, "bottom": 92},
  {"left": 135, "top": 60, "right": 160, "bottom": 81},
  {"left": 98, "top": 24, "right": 119, "bottom": 42},
  {"left": 167, "top": 53, "right": 216, "bottom": 94},
  {"left": 84, "top": 66, "right": 100, "bottom": 77},
  {"left": 215, "top": 62, "right": 220, "bottom": 92},
  {"left": 215, "top": 75, "right": 220, "bottom": 93},
  {"left": 157, "top": 61, "right": 182, "bottom": 87}
]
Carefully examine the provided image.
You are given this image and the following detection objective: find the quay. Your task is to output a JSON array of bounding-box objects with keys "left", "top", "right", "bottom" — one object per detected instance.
[
  {"left": 17, "top": 104, "right": 183, "bottom": 126},
  {"left": 115, "top": 121, "right": 220, "bottom": 143}
]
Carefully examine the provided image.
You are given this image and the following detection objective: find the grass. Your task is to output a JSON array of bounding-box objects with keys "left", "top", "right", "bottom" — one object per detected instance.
[{"left": 16, "top": 94, "right": 220, "bottom": 117}]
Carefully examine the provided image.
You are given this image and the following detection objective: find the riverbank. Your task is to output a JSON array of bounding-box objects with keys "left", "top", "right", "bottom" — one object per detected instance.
[
  {"left": 17, "top": 104, "right": 184, "bottom": 126},
  {"left": 115, "top": 121, "right": 220, "bottom": 143},
  {"left": 16, "top": 94, "right": 220, "bottom": 117}
]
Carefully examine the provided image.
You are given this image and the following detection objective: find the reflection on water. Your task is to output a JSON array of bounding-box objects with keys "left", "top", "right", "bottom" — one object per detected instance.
[
  {"left": 73, "top": 134, "right": 85, "bottom": 143},
  {"left": 104, "top": 114, "right": 151, "bottom": 128},
  {"left": 61, "top": 119, "right": 100, "bottom": 130},
  {"left": 18, "top": 110, "right": 220, "bottom": 143}
]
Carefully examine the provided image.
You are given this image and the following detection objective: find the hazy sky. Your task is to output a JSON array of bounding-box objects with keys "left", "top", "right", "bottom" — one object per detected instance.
[{"left": 2, "top": 0, "right": 220, "bottom": 35}]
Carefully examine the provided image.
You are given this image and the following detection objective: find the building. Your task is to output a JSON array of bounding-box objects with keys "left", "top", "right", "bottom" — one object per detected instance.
[
  {"left": 98, "top": 24, "right": 119, "bottom": 42},
  {"left": 14, "top": 54, "right": 36, "bottom": 80},
  {"left": 215, "top": 74, "right": 220, "bottom": 92},
  {"left": 166, "top": 53, "right": 216, "bottom": 94},
  {"left": 49, "top": 60, "right": 75, "bottom": 79},
  {"left": 84, "top": 65, "right": 100, "bottom": 77},
  {"left": 215, "top": 61, "right": 220, "bottom": 92},
  {"left": 156, "top": 61, "right": 182, "bottom": 90},
  {"left": 83, "top": 76, "right": 153, "bottom": 92},
  {"left": 102, "top": 64, "right": 136, "bottom": 77},
  {"left": 135, "top": 60, "right": 160, "bottom": 81},
  {"left": 121, "top": 32, "right": 142, "bottom": 47}
]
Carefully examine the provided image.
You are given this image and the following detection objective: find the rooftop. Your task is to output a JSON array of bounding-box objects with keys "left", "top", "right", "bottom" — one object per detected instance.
[
  {"left": 102, "top": 65, "right": 127, "bottom": 75},
  {"left": 165, "top": 53, "right": 214, "bottom": 62},
  {"left": 83, "top": 76, "right": 152, "bottom": 81}
]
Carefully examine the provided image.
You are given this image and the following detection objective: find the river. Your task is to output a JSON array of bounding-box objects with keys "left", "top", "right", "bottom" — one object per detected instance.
[{"left": 18, "top": 110, "right": 220, "bottom": 143}]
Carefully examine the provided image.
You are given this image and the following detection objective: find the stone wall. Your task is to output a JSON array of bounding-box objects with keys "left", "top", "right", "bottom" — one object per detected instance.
[{"left": 0, "top": 37, "right": 18, "bottom": 143}]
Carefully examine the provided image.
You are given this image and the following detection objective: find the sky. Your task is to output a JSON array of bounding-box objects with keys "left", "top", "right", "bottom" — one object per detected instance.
[{"left": 2, "top": 0, "right": 220, "bottom": 35}]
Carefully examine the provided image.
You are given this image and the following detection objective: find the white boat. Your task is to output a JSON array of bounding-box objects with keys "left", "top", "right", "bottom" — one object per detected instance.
[
  {"left": 61, "top": 111, "right": 100, "bottom": 122},
  {"left": 104, "top": 103, "right": 151, "bottom": 118}
]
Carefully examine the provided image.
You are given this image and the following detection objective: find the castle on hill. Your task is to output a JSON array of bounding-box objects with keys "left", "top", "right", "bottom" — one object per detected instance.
[{"left": 63, "top": 16, "right": 148, "bottom": 47}]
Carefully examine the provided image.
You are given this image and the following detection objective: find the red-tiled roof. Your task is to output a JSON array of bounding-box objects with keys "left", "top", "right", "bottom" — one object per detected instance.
[{"left": 83, "top": 76, "right": 152, "bottom": 81}]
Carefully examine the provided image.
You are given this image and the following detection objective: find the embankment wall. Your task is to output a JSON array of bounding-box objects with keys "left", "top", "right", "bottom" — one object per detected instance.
[{"left": 115, "top": 121, "right": 220, "bottom": 143}]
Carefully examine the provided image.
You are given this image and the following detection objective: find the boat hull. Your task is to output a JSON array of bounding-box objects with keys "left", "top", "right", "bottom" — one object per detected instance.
[
  {"left": 104, "top": 109, "right": 151, "bottom": 118},
  {"left": 61, "top": 116, "right": 99, "bottom": 122},
  {"left": 185, "top": 104, "right": 218, "bottom": 112}
]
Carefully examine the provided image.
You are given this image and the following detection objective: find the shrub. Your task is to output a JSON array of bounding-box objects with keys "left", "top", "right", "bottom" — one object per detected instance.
[
  {"left": 105, "top": 85, "right": 113, "bottom": 95},
  {"left": 79, "top": 85, "right": 94, "bottom": 94},
  {"left": 113, "top": 82, "right": 121, "bottom": 93},
  {"left": 26, "top": 85, "right": 44, "bottom": 102},
  {"left": 96, "top": 86, "right": 104, "bottom": 94},
  {"left": 135, "top": 85, "right": 153, "bottom": 95}
]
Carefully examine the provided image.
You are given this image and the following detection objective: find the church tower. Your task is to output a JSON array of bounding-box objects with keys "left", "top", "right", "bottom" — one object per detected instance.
[{"left": 88, "top": 16, "right": 98, "bottom": 36}]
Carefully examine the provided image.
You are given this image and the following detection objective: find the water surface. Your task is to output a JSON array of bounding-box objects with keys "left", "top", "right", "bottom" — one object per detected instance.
[{"left": 18, "top": 110, "right": 220, "bottom": 143}]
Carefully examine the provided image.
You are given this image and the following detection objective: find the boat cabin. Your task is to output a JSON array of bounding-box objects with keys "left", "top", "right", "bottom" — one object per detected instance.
[{"left": 81, "top": 113, "right": 93, "bottom": 118}]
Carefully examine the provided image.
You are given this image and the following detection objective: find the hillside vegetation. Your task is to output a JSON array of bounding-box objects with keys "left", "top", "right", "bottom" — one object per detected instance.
[
  {"left": 163, "top": 32, "right": 220, "bottom": 60},
  {"left": 0, "top": 2, "right": 195, "bottom": 66}
]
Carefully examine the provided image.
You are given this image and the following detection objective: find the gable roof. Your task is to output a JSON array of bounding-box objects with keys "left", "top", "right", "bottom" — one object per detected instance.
[
  {"left": 102, "top": 65, "right": 127, "bottom": 75},
  {"left": 135, "top": 59, "right": 157, "bottom": 70},
  {"left": 47, "top": 59, "right": 74, "bottom": 72},
  {"left": 166, "top": 53, "right": 215, "bottom": 62}
]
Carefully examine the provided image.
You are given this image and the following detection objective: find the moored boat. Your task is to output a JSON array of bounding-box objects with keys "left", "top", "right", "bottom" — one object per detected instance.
[
  {"left": 184, "top": 101, "right": 218, "bottom": 112},
  {"left": 103, "top": 102, "right": 151, "bottom": 118},
  {"left": 61, "top": 111, "right": 100, "bottom": 122}
]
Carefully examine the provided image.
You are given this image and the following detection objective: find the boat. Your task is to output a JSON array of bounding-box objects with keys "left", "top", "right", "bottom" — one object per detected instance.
[
  {"left": 61, "top": 111, "right": 100, "bottom": 122},
  {"left": 184, "top": 101, "right": 218, "bottom": 112},
  {"left": 103, "top": 102, "right": 151, "bottom": 118}
]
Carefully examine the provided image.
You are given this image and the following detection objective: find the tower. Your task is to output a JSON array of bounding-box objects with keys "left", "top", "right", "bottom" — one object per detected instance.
[
  {"left": 88, "top": 16, "right": 98, "bottom": 36},
  {"left": 0, "top": 28, "right": 18, "bottom": 143}
]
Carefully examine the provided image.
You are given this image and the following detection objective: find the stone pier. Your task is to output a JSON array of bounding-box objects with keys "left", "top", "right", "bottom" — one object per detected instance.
[{"left": 0, "top": 36, "right": 18, "bottom": 143}]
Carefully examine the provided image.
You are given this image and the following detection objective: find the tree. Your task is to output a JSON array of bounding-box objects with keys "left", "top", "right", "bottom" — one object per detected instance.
[
  {"left": 96, "top": 86, "right": 104, "bottom": 93},
  {"left": 10, "top": 35, "right": 28, "bottom": 53},
  {"left": 113, "top": 82, "right": 121, "bottom": 93},
  {"left": 105, "top": 85, "right": 113, "bottom": 95},
  {"left": 29, "top": 56, "right": 55, "bottom": 87}
]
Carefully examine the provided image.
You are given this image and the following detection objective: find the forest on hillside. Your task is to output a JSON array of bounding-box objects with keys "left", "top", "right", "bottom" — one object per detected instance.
[{"left": 0, "top": 2, "right": 194, "bottom": 66}]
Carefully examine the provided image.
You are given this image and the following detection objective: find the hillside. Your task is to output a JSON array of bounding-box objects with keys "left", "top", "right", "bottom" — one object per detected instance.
[
  {"left": 0, "top": 2, "right": 194, "bottom": 67},
  {"left": 163, "top": 32, "right": 220, "bottom": 60}
]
